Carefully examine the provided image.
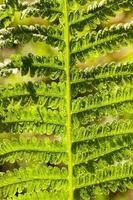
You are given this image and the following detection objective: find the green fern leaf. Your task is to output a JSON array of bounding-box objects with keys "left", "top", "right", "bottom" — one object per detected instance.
[
  {"left": 0, "top": 0, "right": 133, "bottom": 199},
  {"left": 0, "top": 166, "right": 68, "bottom": 198},
  {"left": 71, "top": 22, "right": 133, "bottom": 62},
  {"left": 69, "top": 0, "right": 133, "bottom": 32},
  {"left": 0, "top": 25, "right": 64, "bottom": 50},
  {"left": 0, "top": 137, "right": 67, "bottom": 164},
  {"left": 0, "top": 54, "right": 65, "bottom": 79},
  {"left": 72, "top": 119, "right": 133, "bottom": 142},
  {"left": 0, "top": 0, "right": 62, "bottom": 27}
]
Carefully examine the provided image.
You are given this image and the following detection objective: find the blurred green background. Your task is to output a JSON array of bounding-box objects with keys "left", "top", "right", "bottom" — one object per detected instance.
[{"left": 0, "top": 0, "right": 133, "bottom": 199}]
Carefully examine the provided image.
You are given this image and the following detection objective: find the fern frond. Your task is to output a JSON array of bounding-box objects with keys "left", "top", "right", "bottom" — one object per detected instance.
[
  {"left": 72, "top": 119, "right": 133, "bottom": 142},
  {"left": 0, "top": 25, "right": 64, "bottom": 50},
  {"left": 0, "top": 78, "right": 66, "bottom": 125},
  {"left": 0, "top": 81, "right": 66, "bottom": 110},
  {"left": 71, "top": 61, "right": 133, "bottom": 98},
  {"left": 71, "top": 22, "right": 133, "bottom": 62},
  {"left": 0, "top": 81, "right": 65, "bottom": 98},
  {"left": 75, "top": 161, "right": 133, "bottom": 196},
  {"left": 71, "top": 61, "right": 133, "bottom": 83},
  {"left": 0, "top": 166, "right": 68, "bottom": 198},
  {"left": 1, "top": 106, "right": 66, "bottom": 125},
  {"left": 0, "top": 137, "right": 67, "bottom": 164},
  {"left": 69, "top": 0, "right": 132, "bottom": 32},
  {"left": 7, "top": 190, "right": 67, "bottom": 200},
  {"left": 0, "top": 0, "right": 133, "bottom": 199},
  {"left": 72, "top": 100, "right": 133, "bottom": 126},
  {"left": 73, "top": 134, "right": 133, "bottom": 164},
  {"left": 0, "top": 0, "right": 63, "bottom": 28},
  {"left": 0, "top": 121, "right": 66, "bottom": 135},
  {"left": 1, "top": 95, "right": 65, "bottom": 111},
  {"left": 0, "top": 54, "right": 65, "bottom": 79},
  {"left": 20, "top": 0, "right": 62, "bottom": 22},
  {"left": 72, "top": 87, "right": 133, "bottom": 114}
]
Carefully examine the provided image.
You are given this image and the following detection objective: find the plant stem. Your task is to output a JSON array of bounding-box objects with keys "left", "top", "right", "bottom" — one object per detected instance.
[{"left": 64, "top": 0, "right": 73, "bottom": 199}]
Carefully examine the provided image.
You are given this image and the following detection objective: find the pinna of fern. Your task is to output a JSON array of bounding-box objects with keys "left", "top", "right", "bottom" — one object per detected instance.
[{"left": 0, "top": 0, "right": 133, "bottom": 200}]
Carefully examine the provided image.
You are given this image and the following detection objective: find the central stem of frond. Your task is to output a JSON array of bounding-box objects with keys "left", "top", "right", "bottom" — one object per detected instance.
[{"left": 64, "top": 0, "right": 73, "bottom": 200}]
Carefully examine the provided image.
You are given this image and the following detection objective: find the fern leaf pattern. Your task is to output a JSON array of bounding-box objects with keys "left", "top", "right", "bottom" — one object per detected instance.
[{"left": 0, "top": 0, "right": 133, "bottom": 199}]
